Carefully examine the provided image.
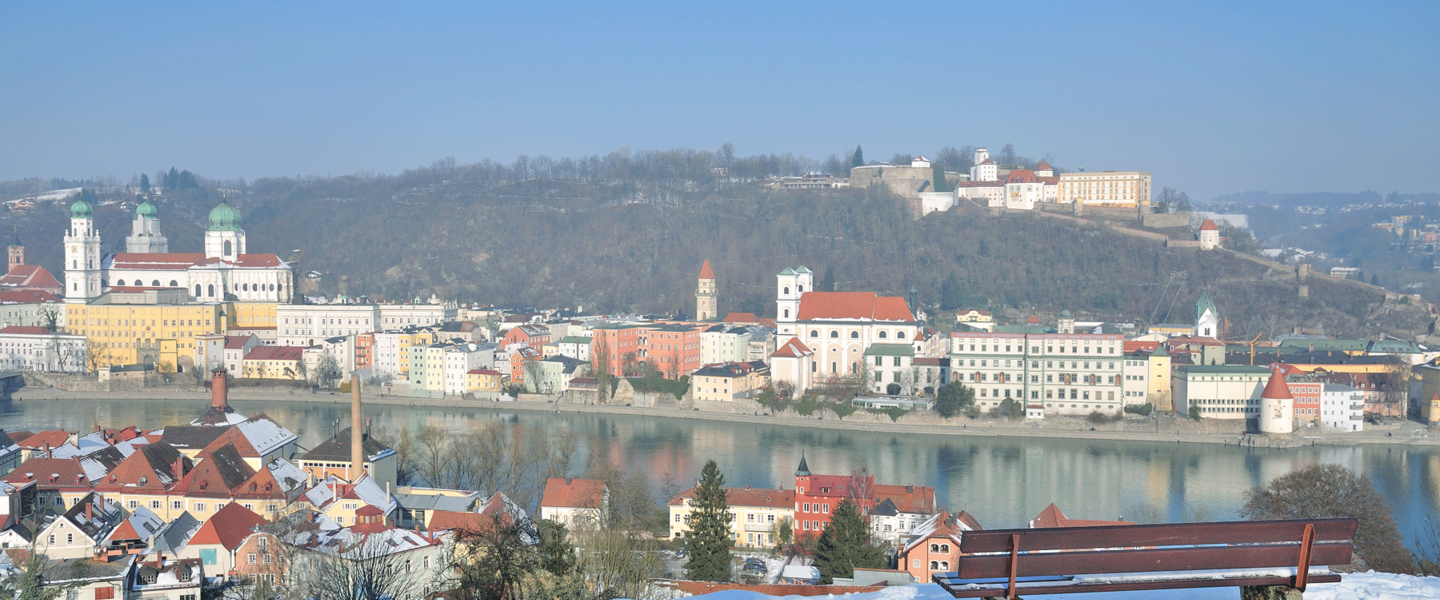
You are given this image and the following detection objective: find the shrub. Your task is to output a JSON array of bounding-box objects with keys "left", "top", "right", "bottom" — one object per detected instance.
[
  {"left": 866, "top": 407, "right": 909, "bottom": 422},
  {"left": 830, "top": 403, "right": 858, "bottom": 418},
  {"left": 1086, "top": 411, "right": 1108, "bottom": 424},
  {"left": 1188, "top": 405, "right": 1202, "bottom": 421},
  {"left": 795, "top": 397, "right": 821, "bottom": 416},
  {"left": 1124, "top": 403, "right": 1154, "bottom": 417},
  {"left": 1242, "top": 464, "right": 1415, "bottom": 573}
]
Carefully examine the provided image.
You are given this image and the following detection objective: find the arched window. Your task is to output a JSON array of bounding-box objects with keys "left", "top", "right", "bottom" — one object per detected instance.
[
  {"left": 151, "top": 280, "right": 160, "bottom": 287},
  {"left": 940, "top": 544, "right": 950, "bottom": 553},
  {"left": 929, "top": 561, "right": 938, "bottom": 570},
  {"left": 929, "top": 543, "right": 939, "bottom": 552},
  {"left": 940, "top": 561, "right": 950, "bottom": 570},
  {"left": 223, "top": 240, "right": 233, "bottom": 257},
  {"left": 207, "top": 284, "right": 214, "bottom": 297},
  {"left": 798, "top": 285, "right": 804, "bottom": 292},
  {"left": 783, "top": 286, "right": 790, "bottom": 295},
  {"left": 809, "top": 330, "right": 818, "bottom": 338},
  {"left": 811, "top": 362, "right": 816, "bottom": 373},
  {"left": 829, "top": 331, "right": 838, "bottom": 338},
  {"left": 878, "top": 331, "right": 888, "bottom": 338},
  {"left": 850, "top": 331, "right": 859, "bottom": 338},
  {"left": 269, "top": 283, "right": 275, "bottom": 291},
  {"left": 831, "top": 362, "right": 837, "bottom": 374},
  {"left": 783, "top": 309, "right": 790, "bottom": 318},
  {"left": 898, "top": 331, "right": 907, "bottom": 339},
  {"left": 243, "top": 283, "right": 249, "bottom": 292},
  {"left": 195, "top": 285, "right": 201, "bottom": 297},
  {"left": 850, "top": 362, "right": 858, "bottom": 373},
  {"left": 72, "top": 260, "right": 76, "bottom": 269},
  {"left": 116, "top": 280, "right": 125, "bottom": 286},
  {"left": 169, "top": 280, "right": 178, "bottom": 287}
]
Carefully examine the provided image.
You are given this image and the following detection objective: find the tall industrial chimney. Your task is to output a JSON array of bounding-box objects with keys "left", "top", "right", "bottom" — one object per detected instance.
[
  {"left": 350, "top": 372, "right": 364, "bottom": 481},
  {"left": 211, "top": 367, "right": 228, "bottom": 410}
]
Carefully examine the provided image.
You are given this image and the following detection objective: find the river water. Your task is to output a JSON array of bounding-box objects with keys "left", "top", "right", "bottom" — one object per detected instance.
[{"left": 5, "top": 396, "right": 1438, "bottom": 549}]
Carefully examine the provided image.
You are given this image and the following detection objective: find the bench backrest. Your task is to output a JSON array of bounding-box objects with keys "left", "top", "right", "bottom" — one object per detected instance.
[{"left": 955, "top": 518, "right": 1357, "bottom": 580}]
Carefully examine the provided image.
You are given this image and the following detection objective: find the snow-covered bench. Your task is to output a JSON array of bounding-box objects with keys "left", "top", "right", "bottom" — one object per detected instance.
[{"left": 932, "top": 518, "right": 1358, "bottom": 599}]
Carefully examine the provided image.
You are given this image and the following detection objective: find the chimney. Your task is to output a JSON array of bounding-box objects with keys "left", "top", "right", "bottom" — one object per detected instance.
[
  {"left": 351, "top": 372, "right": 364, "bottom": 481},
  {"left": 86, "top": 500, "right": 92, "bottom": 522},
  {"left": 174, "top": 457, "right": 184, "bottom": 480},
  {"left": 211, "top": 367, "right": 228, "bottom": 410},
  {"left": 44, "top": 443, "right": 50, "bottom": 459}
]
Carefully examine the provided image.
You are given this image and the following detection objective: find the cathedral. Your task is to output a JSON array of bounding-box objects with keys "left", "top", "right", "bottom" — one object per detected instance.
[{"left": 63, "top": 197, "right": 293, "bottom": 303}]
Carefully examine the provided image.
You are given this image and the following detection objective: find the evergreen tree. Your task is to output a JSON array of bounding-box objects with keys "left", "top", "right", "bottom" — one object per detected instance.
[
  {"left": 1372, "top": 274, "right": 1381, "bottom": 286},
  {"left": 932, "top": 164, "right": 950, "bottom": 193},
  {"left": 821, "top": 266, "right": 836, "bottom": 292},
  {"left": 852, "top": 146, "right": 864, "bottom": 168},
  {"left": 940, "top": 274, "right": 964, "bottom": 310},
  {"left": 139, "top": 173, "right": 150, "bottom": 194},
  {"left": 934, "top": 381, "right": 976, "bottom": 417},
  {"left": 813, "top": 499, "right": 882, "bottom": 583},
  {"left": 537, "top": 519, "right": 576, "bottom": 576},
  {"left": 683, "top": 460, "right": 733, "bottom": 582}
]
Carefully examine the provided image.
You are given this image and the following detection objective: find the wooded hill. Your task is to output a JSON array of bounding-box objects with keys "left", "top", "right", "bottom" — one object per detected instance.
[{"left": 5, "top": 159, "right": 1428, "bottom": 340}]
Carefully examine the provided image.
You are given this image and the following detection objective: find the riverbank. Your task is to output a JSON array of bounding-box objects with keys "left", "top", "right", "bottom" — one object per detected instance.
[{"left": 15, "top": 386, "right": 1437, "bottom": 449}]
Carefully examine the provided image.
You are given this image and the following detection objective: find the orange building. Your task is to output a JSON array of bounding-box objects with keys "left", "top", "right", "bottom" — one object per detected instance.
[
  {"left": 899, "top": 511, "right": 984, "bottom": 582},
  {"left": 503, "top": 324, "right": 552, "bottom": 352},
  {"left": 355, "top": 332, "right": 375, "bottom": 372},
  {"left": 590, "top": 323, "right": 703, "bottom": 380}
]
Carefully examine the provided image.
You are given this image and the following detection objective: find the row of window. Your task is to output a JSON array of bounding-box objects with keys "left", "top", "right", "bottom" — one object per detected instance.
[{"left": 811, "top": 330, "right": 907, "bottom": 339}]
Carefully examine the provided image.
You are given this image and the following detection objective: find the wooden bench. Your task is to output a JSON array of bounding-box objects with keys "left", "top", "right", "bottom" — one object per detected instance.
[{"left": 932, "top": 518, "right": 1358, "bottom": 599}]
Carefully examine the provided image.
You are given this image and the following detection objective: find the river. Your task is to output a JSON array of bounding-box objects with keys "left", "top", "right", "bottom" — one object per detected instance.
[{"left": 4, "top": 395, "right": 1438, "bottom": 549}]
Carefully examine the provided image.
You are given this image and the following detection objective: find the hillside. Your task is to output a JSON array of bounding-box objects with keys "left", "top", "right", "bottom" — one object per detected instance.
[{"left": 4, "top": 168, "right": 1431, "bottom": 340}]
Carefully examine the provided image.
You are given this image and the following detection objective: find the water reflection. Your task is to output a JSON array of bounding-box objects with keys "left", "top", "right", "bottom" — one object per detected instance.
[{"left": 5, "top": 396, "right": 1439, "bottom": 549}]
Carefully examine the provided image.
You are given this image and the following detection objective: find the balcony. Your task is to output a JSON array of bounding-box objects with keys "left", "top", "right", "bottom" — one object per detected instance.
[
  {"left": 741, "top": 522, "right": 777, "bottom": 533},
  {"left": 1350, "top": 405, "right": 1365, "bottom": 412}
]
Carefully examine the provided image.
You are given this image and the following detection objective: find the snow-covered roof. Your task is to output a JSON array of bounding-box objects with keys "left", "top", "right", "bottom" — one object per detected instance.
[
  {"left": 296, "top": 525, "right": 443, "bottom": 559},
  {"left": 234, "top": 416, "right": 297, "bottom": 457},
  {"left": 266, "top": 458, "right": 308, "bottom": 494},
  {"left": 48, "top": 443, "right": 83, "bottom": 459}
]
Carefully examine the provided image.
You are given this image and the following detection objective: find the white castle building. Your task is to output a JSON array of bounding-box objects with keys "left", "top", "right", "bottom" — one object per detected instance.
[{"left": 63, "top": 197, "right": 293, "bottom": 304}]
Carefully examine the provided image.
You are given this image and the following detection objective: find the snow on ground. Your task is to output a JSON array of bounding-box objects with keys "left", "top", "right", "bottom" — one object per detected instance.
[{"left": 687, "top": 571, "right": 1440, "bottom": 600}]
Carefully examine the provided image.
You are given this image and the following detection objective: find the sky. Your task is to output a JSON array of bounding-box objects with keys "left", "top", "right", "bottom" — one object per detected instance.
[{"left": 1, "top": 1, "right": 1436, "bottom": 200}]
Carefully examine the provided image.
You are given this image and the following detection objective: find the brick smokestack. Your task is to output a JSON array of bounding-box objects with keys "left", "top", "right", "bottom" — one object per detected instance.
[
  {"left": 350, "top": 372, "right": 363, "bottom": 481},
  {"left": 211, "top": 367, "right": 228, "bottom": 410}
]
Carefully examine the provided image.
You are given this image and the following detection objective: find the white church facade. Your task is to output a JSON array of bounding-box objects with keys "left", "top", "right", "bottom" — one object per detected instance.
[
  {"left": 64, "top": 197, "right": 293, "bottom": 304},
  {"left": 773, "top": 266, "right": 920, "bottom": 380}
]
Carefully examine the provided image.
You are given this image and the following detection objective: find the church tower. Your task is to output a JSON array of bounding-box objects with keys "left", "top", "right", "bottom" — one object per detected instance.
[
  {"left": 64, "top": 198, "right": 103, "bottom": 303},
  {"left": 7, "top": 228, "right": 23, "bottom": 274},
  {"left": 204, "top": 201, "right": 247, "bottom": 260},
  {"left": 776, "top": 266, "right": 813, "bottom": 340},
  {"left": 696, "top": 260, "right": 717, "bottom": 321},
  {"left": 1194, "top": 292, "right": 1220, "bottom": 339},
  {"left": 125, "top": 199, "right": 169, "bottom": 253},
  {"left": 1057, "top": 309, "right": 1075, "bottom": 334}
]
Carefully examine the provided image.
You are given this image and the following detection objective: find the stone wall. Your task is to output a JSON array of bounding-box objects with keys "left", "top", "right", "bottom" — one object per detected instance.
[{"left": 1142, "top": 212, "right": 1192, "bottom": 229}]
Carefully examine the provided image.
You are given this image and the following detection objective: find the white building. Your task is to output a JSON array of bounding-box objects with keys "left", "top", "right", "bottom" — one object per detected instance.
[
  {"left": 1321, "top": 383, "right": 1365, "bottom": 432},
  {"left": 1172, "top": 365, "right": 1269, "bottom": 419},
  {"left": 1121, "top": 353, "right": 1150, "bottom": 406},
  {"left": 0, "top": 292, "right": 66, "bottom": 329},
  {"left": 1199, "top": 219, "right": 1221, "bottom": 251},
  {"left": 63, "top": 198, "right": 293, "bottom": 304},
  {"left": 1057, "top": 171, "right": 1152, "bottom": 207},
  {"left": 124, "top": 200, "right": 169, "bottom": 253},
  {"left": 555, "top": 336, "right": 591, "bottom": 362},
  {"left": 278, "top": 304, "right": 379, "bottom": 347},
  {"left": 700, "top": 325, "right": 754, "bottom": 365},
  {"left": 968, "top": 148, "right": 998, "bottom": 182},
  {"left": 1194, "top": 292, "right": 1221, "bottom": 339},
  {"left": 769, "top": 337, "right": 814, "bottom": 397},
  {"left": 378, "top": 301, "right": 455, "bottom": 329},
  {"left": 950, "top": 326, "right": 1125, "bottom": 419},
  {"left": 774, "top": 267, "right": 919, "bottom": 381},
  {"left": 443, "top": 343, "right": 492, "bottom": 396},
  {"left": 0, "top": 326, "right": 86, "bottom": 372}
]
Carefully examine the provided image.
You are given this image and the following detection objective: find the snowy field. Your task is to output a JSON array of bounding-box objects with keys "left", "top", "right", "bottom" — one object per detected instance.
[{"left": 688, "top": 572, "right": 1440, "bottom": 600}]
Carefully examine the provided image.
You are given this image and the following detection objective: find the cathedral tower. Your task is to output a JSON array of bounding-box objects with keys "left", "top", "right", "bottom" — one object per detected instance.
[
  {"left": 6, "top": 228, "right": 23, "bottom": 274},
  {"left": 125, "top": 199, "right": 169, "bottom": 253},
  {"left": 64, "top": 198, "right": 103, "bottom": 303},
  {"left": 204, "top": 201, "right": 247, "bottom": 260},
  {"left": 696, "top": 260, "right": 717, "bottom": 321},
  {"left": 776, "top": 266, "right": 813, "bottom": 339}
]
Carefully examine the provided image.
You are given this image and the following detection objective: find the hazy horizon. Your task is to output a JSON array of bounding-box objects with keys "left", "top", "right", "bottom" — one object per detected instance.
[{"left": 2, "top": 2, "right": 1436, "bottom": 200}]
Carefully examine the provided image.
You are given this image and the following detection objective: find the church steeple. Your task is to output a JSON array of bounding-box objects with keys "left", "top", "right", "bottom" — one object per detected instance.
[
  {"left": 6, "top": 227, "right": 22, "bottom": 274},
  {"left": 696, "top": 260, "right": 717, "bottom": 321},
  {"left": 795, "top": 452, "right": 811, "bottom": 477}
]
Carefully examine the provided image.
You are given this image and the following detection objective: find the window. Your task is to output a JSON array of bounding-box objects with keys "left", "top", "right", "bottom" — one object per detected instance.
[
  {"left": 850, "top": 331, "right": 859, "bottom": 338},
  {"left": 879, "top": 331, "right": 888, "bottom": 338},
  {"left": 248, "top": 554, "right": 257, "bottom": 564},
  {"left": 66, "top": 533, "right": 73, "bottom": 544},
  {"left": 173, "top": 500, "right": 184, "bottom": 510},
  {"left": 194, "top": 502, "right": 205, "bottom": 512},
  {"left": 829, "top": 331, "right": 838, "bottom": 338},
  {"left": 822, "top": 504, "right": 829, "bottom": 514},
  {"left": 263, "top": 554, "right": 272, "bottom": 564}
]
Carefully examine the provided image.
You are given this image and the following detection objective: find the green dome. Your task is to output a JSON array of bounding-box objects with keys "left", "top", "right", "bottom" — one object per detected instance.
[
  {"left": 136, "top": 200, "right": 158, "bottom": 219},
  {"left": 1060, "top": 309, "right": 1072, "bottom": 318},
  {"left": 207, "top": 202, "right": 242, "bottom": 231},
  {"left": 70, "top": 198, "right": 93, "bottom": 218}
]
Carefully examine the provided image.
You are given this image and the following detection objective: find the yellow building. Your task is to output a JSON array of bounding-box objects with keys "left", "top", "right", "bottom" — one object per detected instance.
[
  {"left": 226, "top": 301, "right": 278, "bottom": 330},
  {"left": 1057, "top": 171, "right": 1152, "bottom": 207},
  {"left": 1149, "top": 346, "right": 1173, "bottom": 410},
  {"left": 668, "top": 486, "right": 794, "bottom": 548},
  {"left": 242, "top": 346, "right": 306, "bottom": 380},
  {"left": 398, "top": 328, "right": 436, "bottom": 376},
  {"left": 691, "top": 362, "right": 769, "bottom": 402},
  {"left": 467, "top": 369, "right": 502, "bottom": 393},
  {"left": 65, "top": 289, "right": 222, "bottom": 370}
]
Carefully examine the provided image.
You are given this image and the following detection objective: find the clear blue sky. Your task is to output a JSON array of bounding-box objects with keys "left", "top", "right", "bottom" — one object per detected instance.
[{"left": 2, "top": 1, "right": 1436, "bottom": 200}]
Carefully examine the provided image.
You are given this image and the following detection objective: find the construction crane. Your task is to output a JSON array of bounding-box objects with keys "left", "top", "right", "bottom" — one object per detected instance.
[{"left": 1222, "top": 334, "right": 1264, "bottom": 365}]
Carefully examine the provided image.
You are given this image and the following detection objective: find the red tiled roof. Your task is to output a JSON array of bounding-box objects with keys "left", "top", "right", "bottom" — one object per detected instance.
[
  {"left": 224, "top": 336, "right": 252, "bottom": 349},
  {"left": 194, "top": 254, "right": 284, "bottom": 268},
  {"left": 1035, "top": 161, "right": 1052, "bottom": 170},
  {"left": 874, "top": 484, "right": 935, "bottom": 514},
  {"left": 1200, "top": 219, "right": 1219, "bottom": 231},
  {"left": 722, "top": 312, "right": 759, "bottom": 323},
  {"left": 1262, "top": 368, "right": 1293, "bottom": 400},
  {"left": 17, "top": 430, "right": 69, "bottom": 450},
  {"left": 1124, "top": 341, "right": 1160, "bottom": 354},
  {"left": 244, "top": 346, "right": 305, "bottom": 361},
  {"left": 540, "top": 478, "right": 606, "bottom": 509},
  {"left": 466, "top": 369, "right": 501, "bottom": 375},
  {"left": 4, "top": 457, "right": 90, "bottom": 488},
  {"left": 0, "top": 265, "right": 61, "bottom": 290},
  {"left": 668, "top": 486, "right": 793, "bottom": 508},
  {"left": 796, "top": 292, "right": 913, "bottom": 322},
  {"left": 699, "top": 260, "right": 715, "bottom": 280},
  {"left": 1006, "top": 169, "right": 1038, "bottom": 184},
  {"left": 979, "top": 159, "right": 995, "bottom": 165},
  {"left": 199, "top": 427, "right": 260, "bottom": 458},
  {"left": 0, "top": 290, "right": 62, "bottom": 303},
  {"left": 1026, "top": 315, "right": 1040, "bottom": 324},
  {"left": 0, "top": 326, "right": 51, "bottom": 335},
  {"left": 109, "top": 253, "right": 206, "bottom": 270},
  {"left": 771, "top": 337, "right": 812, "bottom": 359},
  {"left": 1030, "top": 503, "right": 1131, "bottom": 528},
  {"left": 189, "top": 503, "right": 267, "bottom": 550}
]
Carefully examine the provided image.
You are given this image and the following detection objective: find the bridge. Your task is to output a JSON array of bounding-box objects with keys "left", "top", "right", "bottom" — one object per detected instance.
[{"left": 0, "top": 372, "right": 23, "bottom": 401}]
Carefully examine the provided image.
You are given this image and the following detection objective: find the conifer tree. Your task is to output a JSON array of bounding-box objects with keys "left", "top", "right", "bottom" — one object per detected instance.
[
  {"left": 852, "top": 146, "right": 865, "bottom": 168},
  {"left": 683, "top": 460, "right": 733, "bottom": 581},
  {"left": 821, "top": 266, "right": 836, "bottom": 292},
  {"left": 813, "top": 499, "right": 882, "bottom": 583}
]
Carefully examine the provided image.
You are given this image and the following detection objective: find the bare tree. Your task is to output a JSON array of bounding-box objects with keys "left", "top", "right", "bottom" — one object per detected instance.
[{"left": 296, "top": 535, "right": 431, "bottom": 600}]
